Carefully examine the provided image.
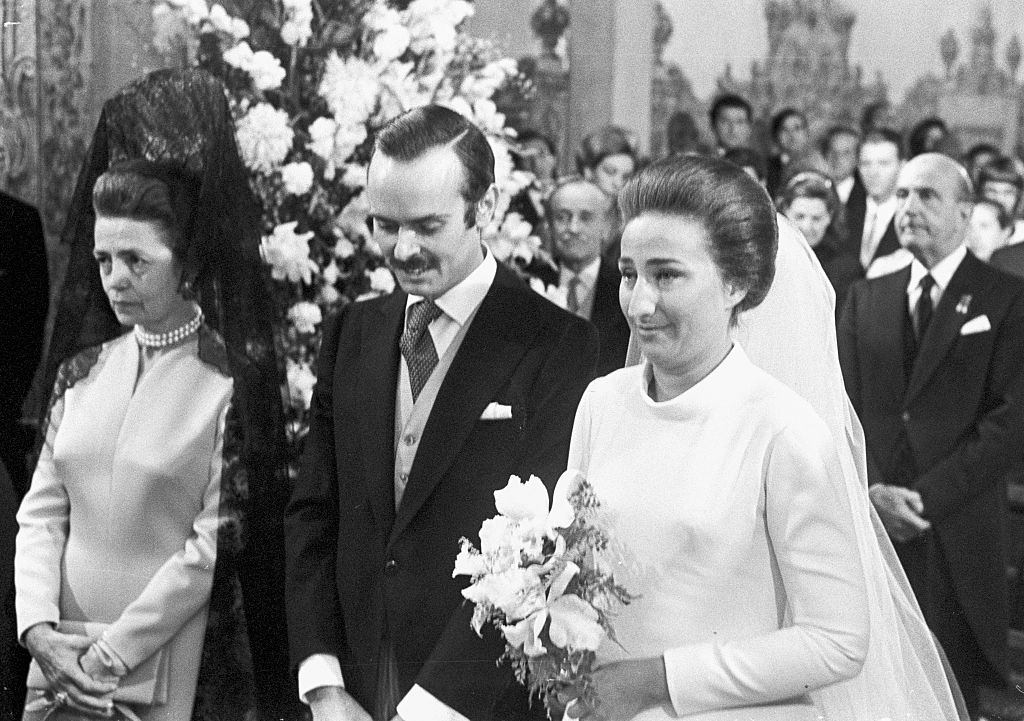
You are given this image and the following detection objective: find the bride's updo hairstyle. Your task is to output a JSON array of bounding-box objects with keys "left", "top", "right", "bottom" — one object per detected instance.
[{"left": 618, "top": 154, "right": 778, "bottom": 316}]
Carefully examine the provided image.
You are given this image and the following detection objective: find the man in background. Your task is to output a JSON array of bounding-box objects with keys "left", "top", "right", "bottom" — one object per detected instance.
[
  {"left": 849, "top": 129, "right": 905, "bottom": 275},
  {"left": 709, "top": 93, "right": 753, "bottom": 155},
  {"left": 548, "top": 178, "right": 629, "bottom": 376},
  {"left": 839, "top": 153, "right": 1024, "bottom": 716}
]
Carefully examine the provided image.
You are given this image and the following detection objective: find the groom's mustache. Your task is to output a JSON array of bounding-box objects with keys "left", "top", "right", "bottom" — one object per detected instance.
[{"left": 388, "top": 251, "right": 440, "bottom": 274}]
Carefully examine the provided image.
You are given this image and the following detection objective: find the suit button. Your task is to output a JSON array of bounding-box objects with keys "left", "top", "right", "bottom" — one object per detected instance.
[
  {"left": 901, "top": 411, "right": 910, "bottom": 423},
  {"left": 384, "top": 559, "right": 398, "bottom": 573}
]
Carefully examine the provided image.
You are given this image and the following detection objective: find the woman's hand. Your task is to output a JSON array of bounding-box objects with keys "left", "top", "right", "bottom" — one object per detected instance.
[
  {"left": 79, "top": 644, "right": 126, "bottom": 684},
  {"left": 23, "top": 623, "right": 117, "bottom": 715},
  {"left": 568, "top": 657, "right": 670, "bottom": 721}
]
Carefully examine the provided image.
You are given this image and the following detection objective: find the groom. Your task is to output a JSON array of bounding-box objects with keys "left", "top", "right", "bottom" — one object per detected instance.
[{"left": 284, "top": 104, "right": 599, "bottom": 721}]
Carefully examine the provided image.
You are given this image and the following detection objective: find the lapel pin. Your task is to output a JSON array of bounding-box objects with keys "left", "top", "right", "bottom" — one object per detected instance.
[{"left": 956, "top": 294, "right": 972, "bottom": 315}]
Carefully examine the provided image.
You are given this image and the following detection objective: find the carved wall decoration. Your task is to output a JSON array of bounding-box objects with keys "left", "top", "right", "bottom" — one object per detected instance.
[
  {"left": 37, "top": 0, "right": 92, "bottom": 239},
  {"left": 1, "top": 0, "right": 39, "bottom": 202}
]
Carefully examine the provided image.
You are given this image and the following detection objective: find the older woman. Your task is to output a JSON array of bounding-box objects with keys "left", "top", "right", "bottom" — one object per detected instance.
[
  {"left": 16, "top": 70, "right": 294, "bottom": 721},
  {"left": 565, "top": 155, "right": 961, "bottom": 720}
]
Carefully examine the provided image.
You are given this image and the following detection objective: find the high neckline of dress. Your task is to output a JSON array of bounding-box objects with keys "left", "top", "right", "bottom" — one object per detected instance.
[{"left": 638, "top": 343, "right": 748, "bottom": 417}]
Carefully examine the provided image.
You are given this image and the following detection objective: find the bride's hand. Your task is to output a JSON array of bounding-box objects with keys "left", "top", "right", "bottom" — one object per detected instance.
[{"left": 568, "top": 657, "right": 669, "bottom": 721}]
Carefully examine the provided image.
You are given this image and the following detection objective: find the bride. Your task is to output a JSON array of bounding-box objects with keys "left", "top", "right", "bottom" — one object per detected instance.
[{"left": 564, "top": 155, "right": 963, "bottom": 720}]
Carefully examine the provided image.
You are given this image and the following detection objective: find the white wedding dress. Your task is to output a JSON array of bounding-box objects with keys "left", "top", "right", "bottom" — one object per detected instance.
[{"left": 578, "top": 217, "right": 964, "bottom": 720}]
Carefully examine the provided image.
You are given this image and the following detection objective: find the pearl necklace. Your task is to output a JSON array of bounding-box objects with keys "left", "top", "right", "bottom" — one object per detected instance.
[{"left": 134, "top": 307, "right": 204, "bottom": 349}]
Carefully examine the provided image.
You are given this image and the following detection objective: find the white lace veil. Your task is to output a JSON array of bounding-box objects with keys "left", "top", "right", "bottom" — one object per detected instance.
[{"left": 626, "top": 214, "right": 967, "bottom": 720}]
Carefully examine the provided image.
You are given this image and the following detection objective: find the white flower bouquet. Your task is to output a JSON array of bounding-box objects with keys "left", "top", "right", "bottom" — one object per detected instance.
[{"left": 454, "top": 472, "right": 635, "bottom": 715}]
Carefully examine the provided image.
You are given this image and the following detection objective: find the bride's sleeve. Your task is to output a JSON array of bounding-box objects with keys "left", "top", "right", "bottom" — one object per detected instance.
[
  {"left": 662, "top": 414, "right": 870, "bottom": 714},
  {"left": 566, "top": 384, "right": 595, "bottom": 477}
]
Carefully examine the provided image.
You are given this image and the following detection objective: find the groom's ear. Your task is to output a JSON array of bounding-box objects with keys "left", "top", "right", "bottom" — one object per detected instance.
[{"left": 474, "top": 185, "right": 498, "bottom": 229}]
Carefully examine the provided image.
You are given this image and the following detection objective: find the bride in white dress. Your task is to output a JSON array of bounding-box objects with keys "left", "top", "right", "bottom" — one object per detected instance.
[{"left": 565, "top": 155, "right": 963, "bottom": 720}]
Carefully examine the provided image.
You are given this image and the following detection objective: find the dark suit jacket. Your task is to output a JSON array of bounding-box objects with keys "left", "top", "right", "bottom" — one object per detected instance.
[
  {"left": 284, "top": 263, "right": 599, "bottom": 720},
  {"left": 990, "top": 241, "right": 1024, "bottom": 278},
  {"left": 588, "top": 258, "right": 629, "bottom": 377},
  {"left": 838, "top": 252, "right": 1024, "bottom": 674},
  {"left": 840, "top": 172, "right": 867, "bottom": 256},
  {"left": 0, "top": 192, "right": 48, "bottom": 497}
]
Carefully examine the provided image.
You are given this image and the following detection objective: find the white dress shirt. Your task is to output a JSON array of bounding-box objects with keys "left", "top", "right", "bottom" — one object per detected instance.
[
  {"left": 835, "top": 175, "right": 855, "bottom": 205},
  {"left": 297, "top": 248, "right": 497, "bottom": 721},
  {"left": 860, "top": 195, "right": 898, "bottom": 268},
  {"left": 906, "top": 244, "right": 967, "bottom": 319},
  {"left": 558, "top": 256, "right": 601, "bottom": 320}
]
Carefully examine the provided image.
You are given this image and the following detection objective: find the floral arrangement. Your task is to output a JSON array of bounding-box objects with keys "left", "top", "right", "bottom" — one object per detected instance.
[
  {"left": 453, "top": 471, "right": 635, "bottom": 714},
  {"left": 151, "top": 0, "right": 556, "bottom": 463}
]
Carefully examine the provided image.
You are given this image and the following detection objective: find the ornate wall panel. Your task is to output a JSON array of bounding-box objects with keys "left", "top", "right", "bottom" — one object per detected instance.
[{"left": 1, "top": 0, "right": 40, "bottom": 203}]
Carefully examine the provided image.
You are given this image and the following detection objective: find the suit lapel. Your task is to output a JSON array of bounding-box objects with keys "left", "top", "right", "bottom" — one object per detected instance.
[
  {"left": 388, "top": 266, "right": 534, "bottom": 546},
  {"left": 906, "top": 253, "right": 987, "bottom": 402},
  {"left": 874, "top": 267, "right": 912, "bottom": 399},
  {"left": 355, "top": 291, "right": 406, "bottom": 533},
  {"left": 591, "top": 259, "right": 620, "bottom": 326}
]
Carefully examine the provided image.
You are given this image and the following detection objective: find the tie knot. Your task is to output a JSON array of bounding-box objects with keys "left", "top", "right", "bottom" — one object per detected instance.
[
  {"left": 919, "top": 274, "right": 935, "bottom": 292},
  {"left": 406, "top": 299, "right": 443, "bottom": 336}
]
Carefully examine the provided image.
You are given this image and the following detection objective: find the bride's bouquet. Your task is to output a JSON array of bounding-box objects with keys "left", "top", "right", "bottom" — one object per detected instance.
[{"left": 453, "top": 471, "right": 635, "bottom": 714}]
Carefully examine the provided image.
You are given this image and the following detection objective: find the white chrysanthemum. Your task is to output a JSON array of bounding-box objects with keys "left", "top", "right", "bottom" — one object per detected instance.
[
  {"left": 373, "top": 24, "right": 412, "bottom": 62},
  {"left": 318, "top": 283, "right": 341, "bottom": 305},
  {"left": 332, "top": 123, "right": 368, "bottom": 166},
  {"left": 472, "top": 98, "right": 506, "bottom": 135},
  {"left": 333, "top": 238, "right": 356, "bottom": 260},
  {"left": 286, "top": 360, "right": 317, "bottom": 411},
  {"left": 280, "top": 161, "right": 314, "bottom": 195},
  {"left": 341, "top": 164, "right": 367, "bottom": 189},
  {"left": 307, "top": 117, "right": 338, "bottom": 162},
  {"left": 151, "top": 4, "right": 186, "bottom": 54},
  {"left": 281, "top": 0, "right": 313, "bottom": 45},
  {"left": 230, "top": 17, "right": 250, "bottom": 39},
  {"left": 261, "top": 221, "right": 317, "bottom": 284},
  {"left": 460, "top": 60, "right": 516, "bottom": 103},
  {"left": 236, "top": 103, "right": 293, "bottom": 173},
  {"left": 287, "top": 301, "right": 322, "bottom": 334},
  {"left": 248, "top": 50, "right": 287, "bottom": 91},
  {"left": 207, "top": 4, "right": 234, "bottom": 33},
  {"left": 407, "top": 0, "right": 474, "bottom": 54},
  {"left": 183, "top": 0, "right": 209, "bottom": 24},
  {"left": 366, "top": 267, "right": 396, "bottom": 294},
  {"left": 322, "top": 260, "right": 341, "bottom": 283},
  {"left": 319, "top": 52, "right": 379, "bottom": 127},
  {"left": 378, "top": 62, "right": 432, "bottom": 120},
  {"left": 222, "top": 40, "right": 254, "bottom": 69}
]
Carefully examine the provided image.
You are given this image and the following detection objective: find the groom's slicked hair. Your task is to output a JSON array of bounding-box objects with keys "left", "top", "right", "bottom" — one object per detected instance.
[
  {"left": 619, "top": 154, "right": 778, "bottom": 315},
  {"left": 372, "top": 104, "right": 495, "bottom": 226}
]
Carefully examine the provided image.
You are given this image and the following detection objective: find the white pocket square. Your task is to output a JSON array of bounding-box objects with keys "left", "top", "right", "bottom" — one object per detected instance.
[
  {"left": 479, "top": 402, "right": 513, "bottom": 421},
  {"left": 960, "top": 315, "right": 991, "bottom": 335}
]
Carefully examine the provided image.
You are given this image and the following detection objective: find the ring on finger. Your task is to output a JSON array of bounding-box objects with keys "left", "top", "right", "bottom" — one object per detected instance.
[{"left": 54, "top": 690, "right": 69, "bottom": 706}]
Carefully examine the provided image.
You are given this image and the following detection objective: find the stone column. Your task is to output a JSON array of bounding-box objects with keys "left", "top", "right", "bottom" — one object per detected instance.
[{"left": 567, "top": 0, "right": 654, "bottom": 167}]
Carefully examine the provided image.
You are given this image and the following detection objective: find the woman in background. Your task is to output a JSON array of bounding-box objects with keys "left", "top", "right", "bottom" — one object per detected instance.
[
  {"left": 16, "top": 69, "right": 295, "bottom": 721},
  {"left": 777, "top": 170, "right": 861, "bottom": 311},
  {"left": 576, "top": 126, "right": 640, "bottom": 259}
]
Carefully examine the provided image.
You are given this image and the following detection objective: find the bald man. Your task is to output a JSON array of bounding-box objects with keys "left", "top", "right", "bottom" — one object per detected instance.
[
  {"left": 838, "top": 153, "right": 1024, "bottom": 714},
  {"left": 547, "top": 179, "right": 629, "bottom": 376}
]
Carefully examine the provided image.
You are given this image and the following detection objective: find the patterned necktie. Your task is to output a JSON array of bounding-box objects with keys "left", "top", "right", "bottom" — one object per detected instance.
[
  {"left": 400, "top": 299, "right": 443, "bottom": 401},
  {"left": 915, "top": 273, "right": 936, "bottom": 340},
  {"left": 566, "top": 273, "right": 581, "bottom": 316}
]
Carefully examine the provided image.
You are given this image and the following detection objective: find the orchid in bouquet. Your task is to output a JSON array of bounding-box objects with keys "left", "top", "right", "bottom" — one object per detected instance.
[
  {"left": 454, "top": 471, "right": 635, "bottom": 714},
  {"left": 151, "top": 0, "right": 551, "bottom": 468}
]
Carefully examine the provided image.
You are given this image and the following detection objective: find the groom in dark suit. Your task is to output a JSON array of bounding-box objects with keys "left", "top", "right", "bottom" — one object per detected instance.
[
  {"left": 838, "top": 153, "right": 1024, "bottom": 715},
  {"left": 284, "top": 105, "right": 599, "bottom": 721}
]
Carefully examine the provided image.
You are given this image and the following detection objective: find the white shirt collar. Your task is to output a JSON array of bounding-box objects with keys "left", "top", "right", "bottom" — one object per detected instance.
[
  {"left": 907, "top": 244, "right": 967, "bottom": 295},
  {"left": 835, "top": 175, "right": 855, "bottom": 204},
  {"left": 558, "top": 256, "right": 601, "bottom": 288},
  {"left": 405, "top": 245, "right": 497, "bottom": 326},
  {"left": 867, "top": 193, "right": 898, "bottom": 215}
]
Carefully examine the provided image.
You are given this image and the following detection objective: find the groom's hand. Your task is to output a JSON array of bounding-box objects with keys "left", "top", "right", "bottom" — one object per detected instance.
[{"left": 307, "top": 686, "right": 372, "bottom": 721}]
